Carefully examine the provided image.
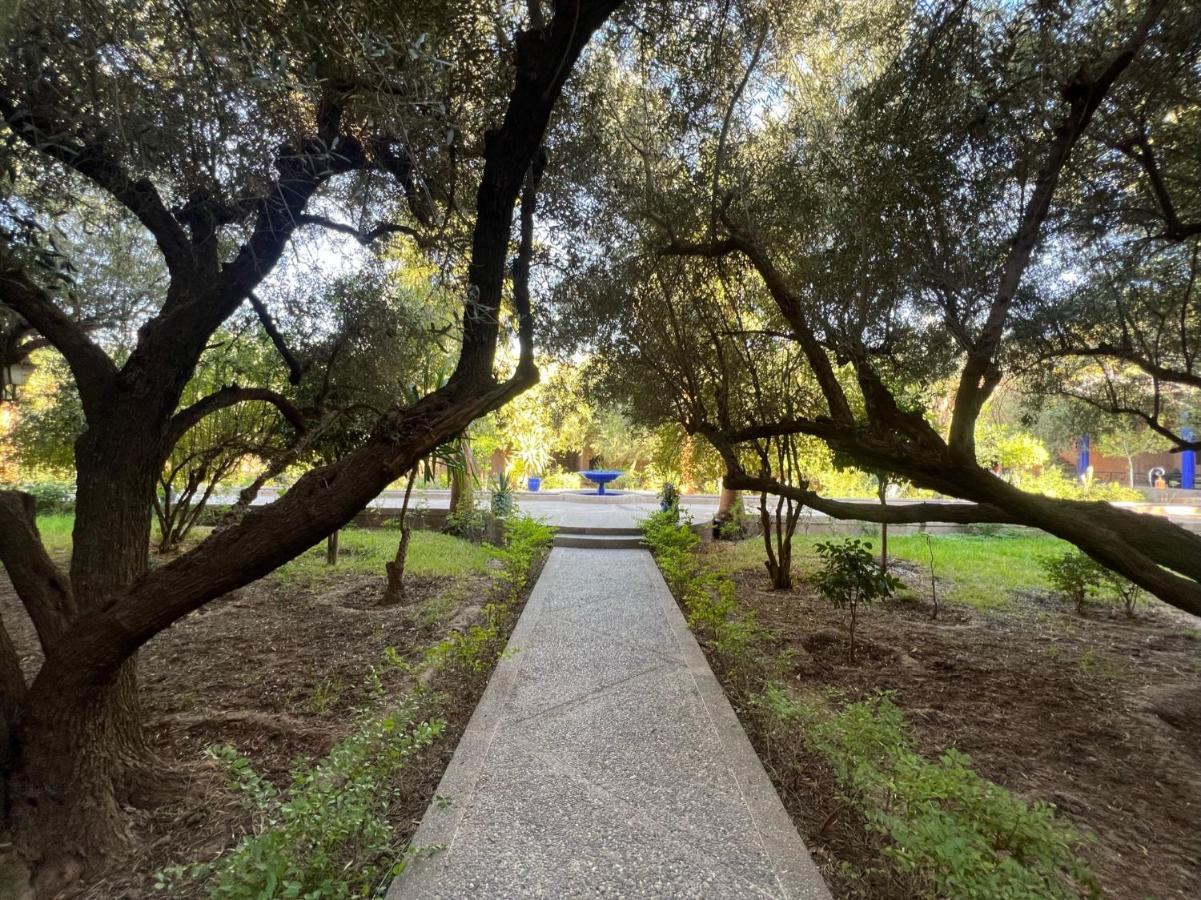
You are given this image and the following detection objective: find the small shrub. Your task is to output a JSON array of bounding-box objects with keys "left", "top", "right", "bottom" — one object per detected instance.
[
  {"left": 1041, "top": 550, "right": 1105, "bottom": 614},
  {"left": 445, "top": 496, "right": 487, "bottom": 542},
  {"left": 715, "top": 498, "right": 749, "bottom": 541},
  {"left": 18, "top": 480, "right": 75, "bottom": 514},
  {"left": 158, "top": 696, "right": 445, "bottom": 899},
  {"left": 425, "top": 515, "right": 556, "bottom": 677},
  {"left": 658, "top": 481, "right": 679, "bottom": 513},
  {"left": 641, "top": 510, "right": 699, "bottom": 596},
  {"left": 490, "top": 468, "right": 515, "bottom": 518},
  {"left": 813, "top": 538, "right": 901, "bottom": 660},
  {"left": 756, "top": 687, "right": 1096, "bottom": 899},
  {"left": 1102, "top": 570, "right": 1145, "bottom": 617}
]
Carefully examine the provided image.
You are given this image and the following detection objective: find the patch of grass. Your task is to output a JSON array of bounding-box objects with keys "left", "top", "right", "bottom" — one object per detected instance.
[
  {"left": 34, "top": 513, "right": 74, "bottom": 555},
  {"left": 277, "top": 528, "right": 491, "bottom": 583},
  {"left": 708, "top": 530, "right": 1068, "bottom": 610},
  {"left": 31, "top": 516, "right": 491, "bottom": 587}
]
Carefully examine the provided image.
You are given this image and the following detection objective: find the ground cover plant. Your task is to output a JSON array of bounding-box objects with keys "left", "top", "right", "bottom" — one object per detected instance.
[
  {"left": 643, "top": 519, "right": 1201, "bottom": 898},
  {"left": 0, "top": 515, "right": 553, "bottom": 898}
]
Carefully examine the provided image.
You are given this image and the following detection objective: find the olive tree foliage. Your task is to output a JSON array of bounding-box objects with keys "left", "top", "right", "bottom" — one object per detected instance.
[
  {"left": 548, "top": 0, "right": 1201, "bottom": 615},
  {"left": 0, "top": 0, "right": 624, "bottom": 890}
]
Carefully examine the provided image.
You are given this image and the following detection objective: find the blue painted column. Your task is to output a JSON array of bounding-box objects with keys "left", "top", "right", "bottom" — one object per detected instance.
[
  {"left": 1076, "top": 434, "right": 1091, "bottom": 477},
  {"left": 1182, "top": 426, "right": 1195, "bottom": 490}
]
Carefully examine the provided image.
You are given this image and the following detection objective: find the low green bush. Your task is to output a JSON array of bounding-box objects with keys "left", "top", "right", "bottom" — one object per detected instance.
[
  {"left": 813, "top": 538, "right": 901, "bottom": 659},
  {"left": 444, "top": 497, "right": 488, "bottom": 542},
  {"left": 16, "top": 479, "right": 75, "bottom": 513},
  {"left": 1040, "top": 550, "right": 1105, "bottom": 614},
  {"left": 1102, "top": 570, "right": 1145, "bottom": 617},
  {"left": 160, "top": 516, "right": 555, "bottom": 898},
  {"left": 421, "top": 515, "right": 555, "bottom": 678},
  {"left": 757, "top": 687, "right": 1097, "bottom": 899},
  {"left": 646, "top": 513, "right": 1094, "bottom": 898},
  {"left": 158, "top": 696, "right": 444, "bottom": 899}
]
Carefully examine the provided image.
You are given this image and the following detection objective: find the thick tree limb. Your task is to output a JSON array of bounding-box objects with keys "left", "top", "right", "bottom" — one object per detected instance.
[
  {"left": 1120, "top": 134, "right": 1201, "bottom": 242},
  {"left": 724, "top": 471, "right": 1019, "bottom": 524},
  {"left": 1046, "top": 343, "right": 1201, "bottom": 390},
  {"left": 512, "top": 149, "right": 547, "bottom": 374},
  {"left": 452, "top": 0, "right": 624, "bottom": 387},
  {"left": 1054, "top": 387, "right": 1201, "bottom": 452},
  {"left": 0, "top": 492, "right": 76, "bottom": 648},
  {"left": 28, "top": 0, "right": 625, "bottom": 697},
  {"left": 0, "top": 253, "right": 116, "bottom": 412},
  {"left": 663, "top": 230, "right": 856, "bottom": 424}
]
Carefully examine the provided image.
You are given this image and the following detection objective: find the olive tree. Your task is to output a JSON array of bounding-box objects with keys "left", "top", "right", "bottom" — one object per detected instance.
[{"left": 0, "top": 0, "right": 623, "bottom": 890}]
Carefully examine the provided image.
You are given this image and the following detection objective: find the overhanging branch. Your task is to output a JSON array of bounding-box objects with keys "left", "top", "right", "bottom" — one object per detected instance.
[
  {"left": 167, "top": 386, "right": 306, "bottom": 450},
  {"left": 0, "top": 251, "right": 116, "bottom": 411},
  {"left": 724, "top": 471, "right": 1019, "bottom": 525}
]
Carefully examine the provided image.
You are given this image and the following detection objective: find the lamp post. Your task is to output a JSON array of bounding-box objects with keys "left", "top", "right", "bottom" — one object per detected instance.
[{"left": 1, "top": 360, "right": 36, "bottom": 400}]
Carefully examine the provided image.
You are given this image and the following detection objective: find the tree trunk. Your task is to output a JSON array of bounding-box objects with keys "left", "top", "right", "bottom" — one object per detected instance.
[
  {"left": 760, "top": 490, "right": 796, "bottom": 590},
  {"left": 15, "top": 440, "right": 156, "bottom": 888},
  {"left": 9, "top": 660, "right": 156, "bottom": 896},
  {"left": 382, "top": 468, "right": 418, "bottom": 605},
  {"left": 877, "top": 477, "right": 889, "bottom": 575},
  {"left": 716, "top": 483, "right": 738, "bottom": 519},
  {"left": 6, "top": 414, "right": 167, "bottom": 893},
  {"left": 326, "top": 530, "right": 339, "bottom": 566}
]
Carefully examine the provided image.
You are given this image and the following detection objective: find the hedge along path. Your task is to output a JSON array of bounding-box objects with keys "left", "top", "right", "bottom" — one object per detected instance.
[{"left": 388, "top": 546, "right": 830, "bottom": 898}]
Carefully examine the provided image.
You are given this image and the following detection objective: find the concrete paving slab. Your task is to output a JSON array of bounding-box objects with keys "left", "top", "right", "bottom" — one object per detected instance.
[{"left": 387, "top": 547, "right": 830, "bottom": 899}]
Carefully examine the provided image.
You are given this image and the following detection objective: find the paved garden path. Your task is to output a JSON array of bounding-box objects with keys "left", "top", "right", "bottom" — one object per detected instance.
[{"left": 387, "top": 547, "right": 830, "bottom": 899}]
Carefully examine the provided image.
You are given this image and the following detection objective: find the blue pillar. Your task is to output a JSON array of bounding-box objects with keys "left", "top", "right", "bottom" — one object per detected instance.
[
  {"left": 1182, "top": 426, "right": 1196, "bottom": 490},
  {"left": 1076, "top": 433, "right": 1091, "bottom": 477}
]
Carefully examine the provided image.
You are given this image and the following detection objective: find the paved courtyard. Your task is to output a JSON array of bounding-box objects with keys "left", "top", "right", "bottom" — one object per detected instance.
[{"left": 387, "top": 547, "right": 830, "bottom": 899}]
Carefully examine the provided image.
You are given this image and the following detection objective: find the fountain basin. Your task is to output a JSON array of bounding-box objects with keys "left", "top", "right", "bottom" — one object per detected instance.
[{"left": 579, "top": 469, "right": 623, "bottom": 496}]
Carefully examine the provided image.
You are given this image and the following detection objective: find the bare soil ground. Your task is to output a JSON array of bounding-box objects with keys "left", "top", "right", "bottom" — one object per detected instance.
[
  {"left": 710, "top": 555, "right": 1201, "bottom": 900},
  {"left": 0, "top": 561, "right": 509, "bottom": 899}
]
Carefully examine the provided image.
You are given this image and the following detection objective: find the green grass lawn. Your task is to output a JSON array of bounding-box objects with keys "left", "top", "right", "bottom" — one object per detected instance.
[
  {"left": 32, "top": 513, "right": 74, "bottom": 555},
  {"left": 707, "top": 527, "right": 1068, "bottom": 610},
  {"left": 279, "top": 525, "right": 492, "bottom": 582},
  {"left": 32, "top": 514, "right": 492, "bottom": 583}
]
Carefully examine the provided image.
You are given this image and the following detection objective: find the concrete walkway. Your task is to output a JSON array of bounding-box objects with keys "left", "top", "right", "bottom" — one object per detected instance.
[{"left": 388, "top": 548, "right": 830, "bottom": 899}]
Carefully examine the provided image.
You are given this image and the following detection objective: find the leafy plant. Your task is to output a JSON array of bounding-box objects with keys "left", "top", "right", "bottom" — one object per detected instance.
[
  {"left": 1041, "top": 550, "right": 1105, "bottom": 614},
  {"left": 658, "top": 481, "right": 679, "bottom": 513},
  {"left": 16, "top": 480, "right": 75, "bottom": 514},
  {"left": 813, "top": 539, "right": 901, "bottom": 660},
  {"left": 490, "top": 468, "right": 515, "bottom": 518},
  {"left": 158, "top": 697, "right": 445, "bottom": 899},
  {"left": 757, "top": 688, "right": 1096, "bottom": 899},
  {"left": 445, "top": 496, "right": 487, "bottom": 543},
  {"left": 715, "top": 497, "right": 748, "bottom": 541},
  {"left": 1102, "top": 570, "right": 1145, "bottom": 617},
  {"left": 424, "top": 515, "right": 555, "bottom": 676}
]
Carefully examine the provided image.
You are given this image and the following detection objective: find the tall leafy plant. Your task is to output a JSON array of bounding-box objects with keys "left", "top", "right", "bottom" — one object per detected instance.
[{"left": 814, "top": 539, "right": 901, "bottom": 660}]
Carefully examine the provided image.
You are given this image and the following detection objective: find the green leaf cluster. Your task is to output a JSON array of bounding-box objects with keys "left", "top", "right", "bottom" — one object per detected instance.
[{"left": 758, "top": 688, "right": 1097, "bottom": 899}]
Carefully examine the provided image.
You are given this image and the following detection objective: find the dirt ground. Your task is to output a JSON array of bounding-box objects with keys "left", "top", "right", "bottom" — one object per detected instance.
[
  {"left": 711, "top": 555, "right": 1201, "bottom": 900},
  {"left": 0, "top": 562, "right": 505, "bottom": 899}
]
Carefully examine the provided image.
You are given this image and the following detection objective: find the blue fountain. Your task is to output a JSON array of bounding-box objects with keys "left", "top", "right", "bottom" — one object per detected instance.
[{"left": 579, "top": 469, "right": 623, "bottom": 496}]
